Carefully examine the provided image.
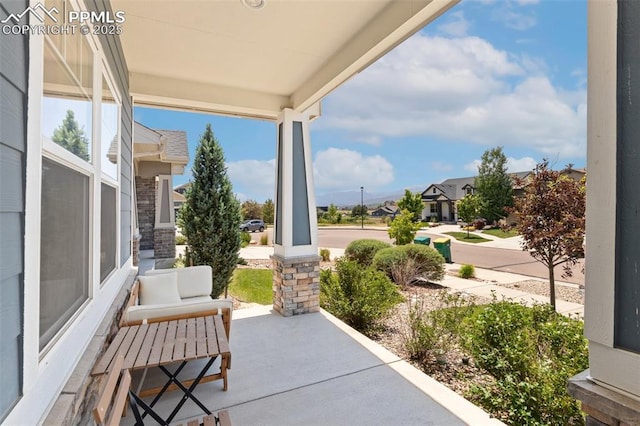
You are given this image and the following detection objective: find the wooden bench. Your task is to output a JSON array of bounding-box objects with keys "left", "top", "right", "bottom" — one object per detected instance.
[{"left": 93, "top": 354, "right": 231, "bottom": 425}]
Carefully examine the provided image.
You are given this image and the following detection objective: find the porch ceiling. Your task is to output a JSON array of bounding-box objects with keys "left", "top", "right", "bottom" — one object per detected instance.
[{"left": 111, "top": 0, "right": 458, "bottom": 120}]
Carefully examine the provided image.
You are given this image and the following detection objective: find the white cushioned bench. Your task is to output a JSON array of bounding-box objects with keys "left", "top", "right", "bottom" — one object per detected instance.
[{"left": 120, "top": 265, "right": 233, "bottom": 338}]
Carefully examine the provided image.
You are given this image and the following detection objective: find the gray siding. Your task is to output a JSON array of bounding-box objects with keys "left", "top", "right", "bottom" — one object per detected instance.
[
  {"left": 0, "top": 0, "right": 27, "bottom": 420},
  {"left": 86, "top": 0, "right": 133, "bottom": 265}
]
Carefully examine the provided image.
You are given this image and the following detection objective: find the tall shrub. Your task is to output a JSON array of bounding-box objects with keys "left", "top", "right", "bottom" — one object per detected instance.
[
  {"left": 372, "top": 244, "right": 445, "bottom": 285},
  {"left": 180, "top": 124, "right": 242, "bottom": 298},
  {"left": 320, "top": 258, "right": 403, "bottom": 333},
  {"left": 388, "top": 209, "right": 421, "bottom": 245},
  {"left": 344, "top": 239, "right": 391, "bottom": 266}
]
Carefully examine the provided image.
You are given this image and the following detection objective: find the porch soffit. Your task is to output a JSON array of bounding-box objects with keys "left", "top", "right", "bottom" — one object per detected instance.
[{"left": 112, "top": 0, "right": 459, "bottom": 120}]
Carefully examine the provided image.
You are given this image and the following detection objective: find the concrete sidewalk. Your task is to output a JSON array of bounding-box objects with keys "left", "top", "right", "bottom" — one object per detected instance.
[{"left": 417, "top": 224, "right": 524, "bottom": 250}]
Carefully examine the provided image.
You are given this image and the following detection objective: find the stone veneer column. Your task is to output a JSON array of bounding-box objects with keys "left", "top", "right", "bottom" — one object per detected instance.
[
  {"left": 132, "top": 234, "right": 141, "bottom": 266},
  {"left": 272, "top": 254, "right": 320, "bottom": 316},
  {"left": 135, "top": 177, "right": 156, "bottom": 250},
  {"left": 153, "top": 227, "right": 176, "bottom": 259},
  {"left": 272, "top": 109, "right": 320, "bottom": 315}
]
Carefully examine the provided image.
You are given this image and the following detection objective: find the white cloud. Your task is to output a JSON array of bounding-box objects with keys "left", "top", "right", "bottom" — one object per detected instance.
[
  {"left": 354, "top": 135, "right": 382, "bottom": 145},
  {"left": 492, "top": 8, "right": 536, "bottom": 31},
  {"left": 514, "top": 0, "right": 539, "bottom": 5},
  {"left": 464, "top": 156, "right": 538, "bottom": 174},
  {"left": 464, "top": 159, "right": 482, "bottom": 173},
  {"left": 506, "top": 156, "right": 537, "bottom": 172},
  {"left": 438, "top": 11, "right": 469, "bottom": 37},
  {"left": 227, "top": 159, "right": 275, "bottom": 200},
  {"left": 313, "top": 148, "right": 394, "bottom": 190},
  {"left": 318, "top": 33, "right": 586, "bottom": 160}
]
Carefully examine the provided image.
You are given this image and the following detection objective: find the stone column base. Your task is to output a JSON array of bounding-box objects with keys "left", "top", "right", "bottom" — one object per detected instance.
[
  {"left": 153, "top": 227, "right": 176, "bottom": 259},
  {"left": 568, "top": 370, "right": 640, "bottom": 426},
  {"left": 272, "top": 254, "right": 320, "bottom": 316}
]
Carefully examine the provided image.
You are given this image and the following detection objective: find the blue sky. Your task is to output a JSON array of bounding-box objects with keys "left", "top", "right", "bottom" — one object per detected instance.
[{"left": 134, "top": 0, "right": 586, "bottom": 203}]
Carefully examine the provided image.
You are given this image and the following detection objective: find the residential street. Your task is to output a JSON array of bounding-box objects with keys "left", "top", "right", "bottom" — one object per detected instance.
[
  {"left": 255, "top": 227, "right": 585, "bottom": 285},
  {"left": 319, "top": 227, "right": 585, "bottom": 285}
]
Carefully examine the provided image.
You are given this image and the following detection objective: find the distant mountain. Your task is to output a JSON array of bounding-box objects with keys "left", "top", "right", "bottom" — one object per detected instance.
[{"left": 315, "top": 185, "right": 424, "bottom": 208}]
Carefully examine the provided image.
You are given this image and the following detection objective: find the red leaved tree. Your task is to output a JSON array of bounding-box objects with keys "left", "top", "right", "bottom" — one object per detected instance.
[{"left": 511, "top": 161, "right": 586, "bottom": 310}]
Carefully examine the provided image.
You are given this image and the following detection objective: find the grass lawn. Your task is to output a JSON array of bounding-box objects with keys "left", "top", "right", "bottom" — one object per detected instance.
[
  {"left": 443, "top": 231, "right": 491, "bottom": 243},
  {"left": 482, "top": 228, "right": 518, "bottom": 238},
  {"left": 228, "top": 268, "right": 272, "bottom": 305}
]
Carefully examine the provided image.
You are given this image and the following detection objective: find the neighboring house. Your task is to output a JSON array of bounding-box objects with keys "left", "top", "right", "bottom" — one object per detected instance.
[
  {"left": 371, "top": 204, "right": 399, "bottom": 217},
  {"left": 420, "top": 172, "right": 531, "bottom": 222},
  {"left": 132, "top": 122, "right": 189, "bottom": 266},
  {"left": 173, "top": 190, "right": 186, "bottom": 217}
]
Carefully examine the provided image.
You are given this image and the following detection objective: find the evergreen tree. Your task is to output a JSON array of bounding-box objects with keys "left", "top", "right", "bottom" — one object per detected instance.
[
  {"left": 180, "top": 124, "right": 242, "bottom": 298},
  {"left": 474, "top": 146, "right": 513, "bottom": 223},
  {"left": 52, "top": 110, "right": 90, "bottom": 161}
]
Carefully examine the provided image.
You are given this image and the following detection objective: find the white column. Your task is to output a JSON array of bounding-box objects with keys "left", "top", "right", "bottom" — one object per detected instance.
[{"left": 273, "top": 108, "right": 318, "bottom": 258}]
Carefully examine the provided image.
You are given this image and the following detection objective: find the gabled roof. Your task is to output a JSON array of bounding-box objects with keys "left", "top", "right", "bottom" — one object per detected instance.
[
  {"left": 155, "top": 129, "right": 189, "bottom": 162},
  {"left": 421, "top": 171, "right": 534, "bottom": 201}
]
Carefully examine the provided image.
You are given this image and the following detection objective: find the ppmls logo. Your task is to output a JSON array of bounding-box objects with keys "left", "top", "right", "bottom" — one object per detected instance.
[{"left": 1, "top": 3, "right": 59, "bottom": 24}]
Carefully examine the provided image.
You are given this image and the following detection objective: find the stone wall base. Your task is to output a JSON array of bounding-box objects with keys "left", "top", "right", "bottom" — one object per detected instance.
[
  {"left": 132, "top": 234, "right": 141, "bottom": 267},
  {"left": 272, "top": 254, "right": 320, "bottom": 316},
  {"left": 43, "top": 272, "right": 136, "bottom": 425},
  {"left": 568, "top": 370, "right": 640, "bottom": 426}
]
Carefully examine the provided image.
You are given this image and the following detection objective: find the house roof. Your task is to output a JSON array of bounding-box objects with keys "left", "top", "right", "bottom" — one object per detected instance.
[
  {"left": 421, "top": 171, "right": 533, "bottom": 201},
  {"left": 110, "top": 0, "right": 459, "bottom": 120},
  {"left": 155, "top": 129, "right": 189, "bottom": 162},
  {"left": 129, "top": 121, "right": 189, "bottom": 166},
  {"left": 373, "top": 205, "right": 399, "bottom": 215}
]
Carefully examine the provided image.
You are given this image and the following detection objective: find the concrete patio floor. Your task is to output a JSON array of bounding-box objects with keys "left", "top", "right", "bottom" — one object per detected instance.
[{"left": 120, "top": 304, "right": 503, "bottom": 426}]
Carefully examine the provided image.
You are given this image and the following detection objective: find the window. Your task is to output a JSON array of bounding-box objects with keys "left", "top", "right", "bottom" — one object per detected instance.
[
  {"left": 100, "top": 184, "right": 117, "bottom": 282},
  {"left": 433, "top": 188, "right": 436, "bottom": 194},
  {"left": 39, "top": 8, "right": 122, "bottom": 350},
  {"left": 40, "top": 159, "right": 90, "bottom": 350},
  {"left": 430, "top": 204, "right": 437, "bottom": 213}
]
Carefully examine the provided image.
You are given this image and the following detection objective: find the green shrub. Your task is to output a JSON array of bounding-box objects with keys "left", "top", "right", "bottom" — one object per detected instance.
[
  {"left": 459, "top": 264, "right": 475, "bottom": 279},
  {"left": 260, "top": 234, "right": 268, "bottom": 245},
  {"left": 320, "top": 258, "right": 403, "bottom": 333},
  {"left": 240, "top": 232, "right": 251, "bottom": 247},
  {"left": 372, "top": 244, "right": 445, "bottom": 284},
  {"left": 462, "top": 301, "right": 588, "bottom": 425},
  {"left": 175, "top": 234, "right": 187, "bottom": 245},
  {"left": 403, "top": 292, "right": 477, "bottom": 363},
  {"left": 237, "top": 257, "right": 247, "bottom": 265},
  {"left": 344, "top": 239, "right": 391, "bottom": 266},
  {"left": 319, "top": 248, "right": 331, "bottom": 262}
]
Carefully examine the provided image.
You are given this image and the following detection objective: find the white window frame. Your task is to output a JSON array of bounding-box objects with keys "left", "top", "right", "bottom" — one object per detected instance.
[{"left": 585, "top": 0, "right": 640, "bottom": 399}]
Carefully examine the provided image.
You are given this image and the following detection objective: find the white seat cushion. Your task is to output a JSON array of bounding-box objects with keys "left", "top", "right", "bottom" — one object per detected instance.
[
  {"left": 138, "top": 273, "right": 181, "bottom": 306},
  {"left": 125, "top": 298, "right": 234, "bottom": 324},
  {"left": 145, "top": 265, "right": 212, "bottom": 299}
]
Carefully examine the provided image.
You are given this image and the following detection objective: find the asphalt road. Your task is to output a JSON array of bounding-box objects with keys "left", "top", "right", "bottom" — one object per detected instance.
[
  {"left": 316, "top": 228, "right": 585, "bottom": 285},
  {"left": 252, "top": 227, "right": 585, "bottom": 285}
]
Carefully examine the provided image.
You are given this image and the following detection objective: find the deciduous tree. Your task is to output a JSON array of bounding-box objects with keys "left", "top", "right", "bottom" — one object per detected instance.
[
  {"left": 457, "top": 194, "right": 481, "bottom": 238},
  {"left": 351, "top": 204, "right": 368, "bottom": 218},
  {"left": 241, "top": 199, "right": 262, "bottom": 220},
  {"left": 180, "top": 124, "right": 242, "bottom": 298},
  {"left": 397, "top": 189, "right": 424, "bottom": 222},
  {"left": 511, "top": 161, "right": 586, "bottom": 310},
  {"left": 388, "top": 209, "right": 421, "bottom": 245},
  {"left": 262, "top": 198, "right": 274, "bottom": 224},
  {"left": 475, "top": 147, "right": 513, "bottom": 224}
]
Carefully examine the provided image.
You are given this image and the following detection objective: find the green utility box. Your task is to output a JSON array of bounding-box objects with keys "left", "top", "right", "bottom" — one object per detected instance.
[
  {"left": 433, "top": 237, "right": 452, "bottom": 263},
  {"left": 413, "top": 236, "right": 431, "bottom": 246}
]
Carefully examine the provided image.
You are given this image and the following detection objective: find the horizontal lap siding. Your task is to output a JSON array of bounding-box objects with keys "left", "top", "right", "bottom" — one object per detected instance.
[
  {"left": 0, "top": 0, "right": 27, "bottom": 421},
  {"left": 87, "top": 0, "right": 133, "bottom": 265}
]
